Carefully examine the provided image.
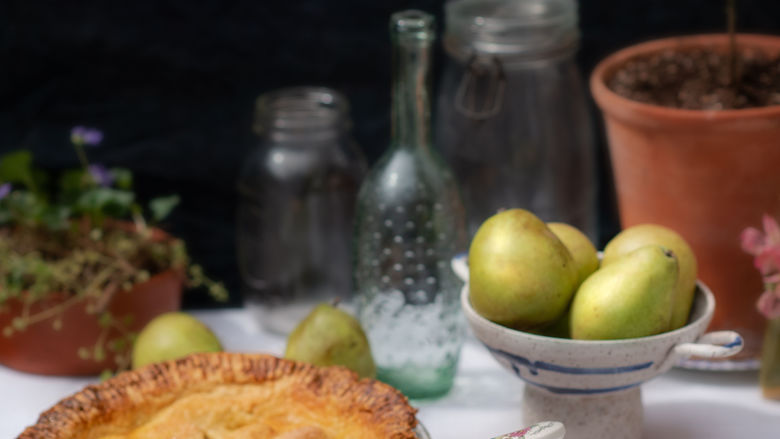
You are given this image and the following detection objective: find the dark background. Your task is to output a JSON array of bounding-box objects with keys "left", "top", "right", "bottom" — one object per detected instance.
[{"left": 1, "top": 0, "right": 778, "bottom": 307}]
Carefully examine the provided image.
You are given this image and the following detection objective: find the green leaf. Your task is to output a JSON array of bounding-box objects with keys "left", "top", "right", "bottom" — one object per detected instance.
[
  {"left": 59, "top": 169, "right": 90, "bottom": 202},
  {"left": 6, "top": 191, "right": 47, "bottom": 226},
  {"left": 75, "top": 188, "right": 135, "bottom": 217},
  {"left": 109, "top": 338, "right": 127, "bottom": 352},
  {"left": 40, "top": 205, "right": 72, "bottom": 230},
  {"left": 111, "top": 168, "right": 133, "bottom": 190},
  {"left": 97, "top": 312, "right": 112, "bottom": 328},
  {"left": 31, "top": 169, "right": 49, "bottom": 194},
  {"left": 149, "top": 195, "right": 180, "bottom": 222},
  {"left": 93, "top": 345, "right": 105, "bottom": 362},
  {"left": 0, "top": 206, "right": 11, "bottom": 225},
  {"left": 0, "top": 150, "right": 34, "bottom": 188}
]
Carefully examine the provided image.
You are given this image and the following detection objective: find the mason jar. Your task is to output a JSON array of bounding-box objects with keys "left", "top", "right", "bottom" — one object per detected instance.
[
  {"left": 237, "top": 87, "right": 367, "bottom": 334},
  {"left": 436, "top": 0, "right": 597, "bottom": 239}
]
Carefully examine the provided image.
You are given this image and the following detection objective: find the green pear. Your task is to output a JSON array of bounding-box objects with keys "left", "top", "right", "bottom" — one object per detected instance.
[
  {"left": 468, "top": 209, "right": 579, "bottom": 330},
  {"left": 530, "top": 307, "right": 571, "bottom": 339},
  {"left": 570, "top": 245, "right": 678, "bottom": 340},
  {"left": 285, "top": 303, "right": 376, "bottom": 378},
  {"left": 132, "top": 312, "right": 222, "bottom": 369},
  {"left": 602, "top": 224, "right": 698, "bottom": 329},
  {"left": 548, "top": 222, "right": 599, "bottom": 287}
]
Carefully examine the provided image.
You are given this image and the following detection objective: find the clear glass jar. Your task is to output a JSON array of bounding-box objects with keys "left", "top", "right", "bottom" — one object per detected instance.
[
  {"left": 237, "top": 87, "right": 367, "bottom": 334},
  {"left": 436, "top": 0, "right": 597, "bottom": 239},
  {"left": 354, "top": 10, "right": 467, "bottom": 399}
]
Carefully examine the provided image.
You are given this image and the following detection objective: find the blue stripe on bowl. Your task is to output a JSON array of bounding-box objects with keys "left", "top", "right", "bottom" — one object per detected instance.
[
  {"left": 723, "top": 336, "right": 743, "bottom": 349},
  {"left": 487, "top": 347, "right": 654, "bottom": 376}
]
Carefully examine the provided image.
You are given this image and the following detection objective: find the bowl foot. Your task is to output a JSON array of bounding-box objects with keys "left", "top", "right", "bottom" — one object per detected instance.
[{"left": 522, "top": 385, "right": 642, "bottom": 439}]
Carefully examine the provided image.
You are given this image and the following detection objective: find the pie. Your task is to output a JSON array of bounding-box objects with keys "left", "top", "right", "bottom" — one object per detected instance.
[{"left": 18, "top": 352, "right": 419, "bottom": 439}]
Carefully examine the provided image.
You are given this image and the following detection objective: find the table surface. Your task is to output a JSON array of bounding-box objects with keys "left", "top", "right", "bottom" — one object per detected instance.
[{"left": 2, "top": 308, "right": 779, "bottom": 439}]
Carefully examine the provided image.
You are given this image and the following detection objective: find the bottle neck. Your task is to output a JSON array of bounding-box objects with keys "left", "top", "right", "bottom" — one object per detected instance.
[{"left": 390, "top": 11, "right": 435, "bottom": 152}]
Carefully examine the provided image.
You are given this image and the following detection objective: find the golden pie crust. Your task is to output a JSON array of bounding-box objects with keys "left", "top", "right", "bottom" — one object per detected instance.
[{"left": 18, "top": 352, "right": 418, "bottom": 439}]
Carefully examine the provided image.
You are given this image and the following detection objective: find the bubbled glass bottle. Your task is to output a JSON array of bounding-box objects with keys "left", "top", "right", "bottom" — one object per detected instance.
[{"left": 353, "top": 10, "right": 468, "bottom": 399}]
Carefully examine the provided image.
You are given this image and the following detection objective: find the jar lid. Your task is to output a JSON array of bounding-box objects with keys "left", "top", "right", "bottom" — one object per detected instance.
[
  {"left": 253, "top": 87, "right": 350, "bottom": 140},
  {"left": 444, "top": 0, "right": 579, "bottom": 63}
]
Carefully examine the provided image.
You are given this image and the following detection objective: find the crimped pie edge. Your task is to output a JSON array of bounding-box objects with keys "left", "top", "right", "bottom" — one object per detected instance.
[{"left": 18, "top": 352, "right": 419, "bottom": 439}]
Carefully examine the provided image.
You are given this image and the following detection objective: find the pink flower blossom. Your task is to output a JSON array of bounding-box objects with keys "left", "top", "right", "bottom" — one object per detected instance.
[{"left": 742, "top": 214, "right": 780, "bottom": 319}]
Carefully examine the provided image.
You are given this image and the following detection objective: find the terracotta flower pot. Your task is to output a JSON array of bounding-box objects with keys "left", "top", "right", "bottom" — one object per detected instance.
[
  {"left": 0, "top": 224, "right": 185, "bottom": 376},
  {"left": 0, "top": 269, "right": 183, "bottom": 376},
  {"left": 590, "top": 34, "right": 780, "bottom": 363}
]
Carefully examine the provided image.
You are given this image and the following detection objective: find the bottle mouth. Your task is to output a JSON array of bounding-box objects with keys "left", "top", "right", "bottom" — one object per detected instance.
[
  {"left": 391, "top": 9, "right": 436, "bottom": 43},
  {"left": 253, "top": 87, "right": 350, "bottom": 138},
  {"left": 444, "top": 0, "right": 578, "bottom": 61}
]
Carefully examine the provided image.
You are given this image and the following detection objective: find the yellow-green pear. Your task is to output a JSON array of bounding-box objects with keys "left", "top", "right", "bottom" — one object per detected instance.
[
  {"left": 132, "top": 312, "right": 222, "bottom": 369},
  {"left": 285, "top": 303, "right": 376, "bottom": 378},
  {"left": 548, "top": 222, "right": 599, "bottom": 287},
  {"left": 531, "top": 307, "right": 571, "bottom": 339},
  {"left": 570, "top": 245, "right": 678, "bottom": 340},
  {"left": 602, "top": 224, "right": 697, "bottom": 329},
  {"left": 468, "top": 209, "right": 579, "bottom": 330}
]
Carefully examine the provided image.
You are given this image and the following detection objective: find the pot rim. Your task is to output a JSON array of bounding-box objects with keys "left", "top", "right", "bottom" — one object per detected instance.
[{"left": 590, "top": 33, "right": 780, "bottom": 126}]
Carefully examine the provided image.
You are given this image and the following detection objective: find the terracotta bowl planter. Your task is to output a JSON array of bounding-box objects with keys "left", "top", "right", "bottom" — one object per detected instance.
[
  {"left": 0, "top": 225, "right": 185, "bottom": 376},
  {"left": 0, "top": 269, "right": 183, "bottom": 376},
  {"left": 590, "top": 34, "right": 780, "bottom": 364}
]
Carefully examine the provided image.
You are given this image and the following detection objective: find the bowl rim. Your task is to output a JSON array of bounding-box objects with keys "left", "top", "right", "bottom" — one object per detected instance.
[{"left": 460, "top": 281, "right": 715, "bottom": 347}]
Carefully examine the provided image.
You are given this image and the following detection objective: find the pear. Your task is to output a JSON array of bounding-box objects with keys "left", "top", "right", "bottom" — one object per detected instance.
[
  {"left": 602, "top": 224, "right": 698, "bottom": 329},
  {"left": 531, "top": 307, "right": 571, "bottom": 339},
  {"left": 285, "top": 303, "right": 376, "bottom": 378},
  {"left": 548, "top": 222, "right": 599, "bottom": 287},
  {"left": 132, "top": 312, "right": 222, "bottom": 369},
  {"left": 570, "top": 245, "right": 678, "bottom": 340},
  {"left": 469, "top": 209, "right": 579, "bottom": 330}
]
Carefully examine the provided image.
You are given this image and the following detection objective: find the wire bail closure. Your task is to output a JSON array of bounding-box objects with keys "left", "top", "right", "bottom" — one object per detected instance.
[{"left": 454, "top": 54, "right": 507, "bottom": 121}]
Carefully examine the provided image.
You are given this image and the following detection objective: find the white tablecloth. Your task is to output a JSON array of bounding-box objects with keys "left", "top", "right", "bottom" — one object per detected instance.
[{"left": 2, "top": 309, "right": 779, "bottom": 438}]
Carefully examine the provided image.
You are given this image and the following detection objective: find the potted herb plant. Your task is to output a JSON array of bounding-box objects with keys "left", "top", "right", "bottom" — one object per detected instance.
[
  {"left": 589, "top": 2, "right": 780, "bottom": 364},
  {"left": 0, "top": 127, "right": 226, "bottom": 376}
]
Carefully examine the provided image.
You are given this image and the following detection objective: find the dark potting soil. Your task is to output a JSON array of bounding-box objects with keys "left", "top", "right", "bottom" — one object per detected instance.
[{"left": 607, "top": 47, "right": 780, "bottom": 110}]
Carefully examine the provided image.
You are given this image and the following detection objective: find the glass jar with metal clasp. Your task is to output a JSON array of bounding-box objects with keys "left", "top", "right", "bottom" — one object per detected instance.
[{"left": 436, "top": 0, "right": 598, "bottom": 240}]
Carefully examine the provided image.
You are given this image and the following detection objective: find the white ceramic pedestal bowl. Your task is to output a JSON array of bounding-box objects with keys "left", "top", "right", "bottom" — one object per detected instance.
[{"left": 453, "top": 255, "right": 743, "bottom": 439}]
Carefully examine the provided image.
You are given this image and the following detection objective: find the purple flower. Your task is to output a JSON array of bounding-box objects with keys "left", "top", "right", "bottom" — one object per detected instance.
[
  {"left": 0, "top": 183, "right": 10, "bottom": 199},
  {"left": 70, "top": 126, "right": 104, "bottom": 147},
  {"left": 88, "top": 164, "right": 114, "bottom": 187}
]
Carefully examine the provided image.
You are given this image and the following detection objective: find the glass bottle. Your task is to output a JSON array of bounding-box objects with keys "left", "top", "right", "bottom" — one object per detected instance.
[
  {"left": 760, "top": 317, "right": 780, "bottom": 400},
  {"left": 354, "top": 10, "right": 467, "bottom": 399},
  {"left": 237, "top": 87, "right": 366, "bottom": 335},
  {"left": 436, "top": 0, "right": 597, "bottom": 240}
]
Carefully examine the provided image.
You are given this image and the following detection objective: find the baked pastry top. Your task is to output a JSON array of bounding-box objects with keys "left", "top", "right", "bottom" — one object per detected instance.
[{"left": 19, "top": 353, "right": 418, "bottom": 439}]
